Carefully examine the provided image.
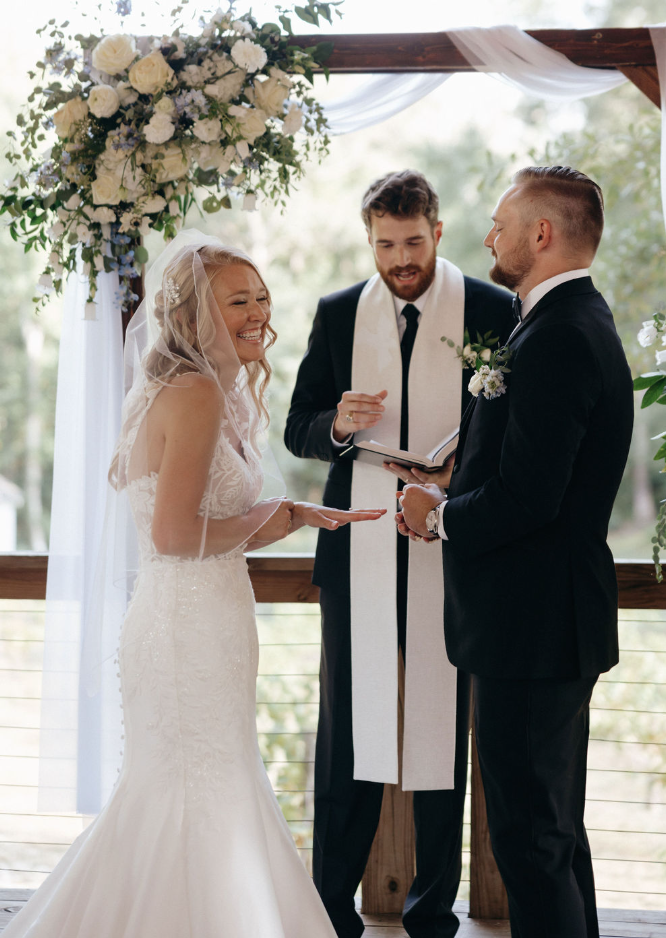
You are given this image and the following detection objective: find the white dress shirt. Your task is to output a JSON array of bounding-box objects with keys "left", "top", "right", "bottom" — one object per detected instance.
[
  {"left": 331, "top": 282, "right": 435, "bottom": 446},
  {"left": 436, "top": 268, "right": 590, "bottom": 539}
]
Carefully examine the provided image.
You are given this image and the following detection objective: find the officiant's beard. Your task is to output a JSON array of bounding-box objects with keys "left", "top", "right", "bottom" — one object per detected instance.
[
  {"left": 488, "top": 237, "right": 534, "bottom": 292},
  {"left": 379, "top": 251, "right": 437, "bottom": 301}
]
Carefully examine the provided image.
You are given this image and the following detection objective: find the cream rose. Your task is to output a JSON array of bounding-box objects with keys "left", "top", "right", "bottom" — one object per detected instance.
[
  {"left": 144, "top": 112, "right": 175, "bottom": 144},
  {"left": 154, "top": 145, "right": 189, "bottom": 182},
  {"left": 92, "top": 34, "right": 137, "bottom": 76},
  {"left": 228, "top": 105, "right": 267, "bottom": 143},
  {"left": 91, "top": 173, "right": 122, "bottom": 205},
  {"left": 155, "top": 95, "right": 176, "bottom": 116},
  {"left": 282, "top": 103, "right": 303, "bottom": 135},
  {"left": 53, "top": 97, "right": 89, "bottom": 139},
  {"left": 253, "top": 75, "right": 289, "bottom": 116},
  {"left": 88, "top": 84, "right": 120, "bottom": 119},
  {"left": 192, "top": 117, "right": 222, "bottom": 143},
  {"left": 468, "top": 370, "right": 485, "bottom": 398},
  {"left": 116, "top": 81, "right": 139, "bottom": 106},
  {"left": 129, "top": 50, "right": 175, "bottom": 96},
  {"left": 197, "top": 143, "right": 235, "bottom": 173},
  {"left": 205, "top": 69, "right": 246, "bottom": 103}
]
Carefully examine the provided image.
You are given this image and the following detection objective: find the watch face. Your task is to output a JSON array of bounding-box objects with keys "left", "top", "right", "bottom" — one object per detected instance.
[{"left": 426, "top": 508, "right": 439, "bottom": 535}]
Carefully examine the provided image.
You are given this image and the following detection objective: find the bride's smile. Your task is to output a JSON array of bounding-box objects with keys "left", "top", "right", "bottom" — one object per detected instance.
[{"left": 210, "top": 264, "right": 271, "bottom": 365}]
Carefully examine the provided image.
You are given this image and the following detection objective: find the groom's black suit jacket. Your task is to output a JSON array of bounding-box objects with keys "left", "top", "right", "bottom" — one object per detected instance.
[
  {"left": 285, "top": 275, "right": 514, "bottom": 589},
  {"left": 442, "top": 277, "right": 634, "bottom": 680}
]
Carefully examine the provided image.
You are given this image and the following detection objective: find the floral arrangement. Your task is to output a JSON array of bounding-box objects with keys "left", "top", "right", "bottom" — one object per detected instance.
[
  {"left": 0, "top": 0, "right": 340, "bottom": 314},
  {"left": 441, "top": 327, "right": 511, "bottom": 400},
  {"left": 634, "top": 310, "right": 666, "bottom": 580}
]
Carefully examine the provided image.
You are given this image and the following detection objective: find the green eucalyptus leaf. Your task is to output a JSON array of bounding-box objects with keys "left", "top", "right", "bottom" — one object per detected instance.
[
  {"left": 634, "top": 372, "right": 664, "bottom": 391},
  {"left": 641, "top": 376, "right": 666, "bottom": 407}
]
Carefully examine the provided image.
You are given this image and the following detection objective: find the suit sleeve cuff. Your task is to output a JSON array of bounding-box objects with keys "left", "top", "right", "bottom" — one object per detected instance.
[
  {"left": 437, "top": 500, "right": 449, "bottom": 541},
  {"left": 331, "top": 416, "right": 353, "bottom": 448}
]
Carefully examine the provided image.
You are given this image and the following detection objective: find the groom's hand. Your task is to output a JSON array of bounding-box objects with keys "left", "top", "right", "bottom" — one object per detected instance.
[{"left": 398, "top": 483, "right": 443, "bottom": 538}]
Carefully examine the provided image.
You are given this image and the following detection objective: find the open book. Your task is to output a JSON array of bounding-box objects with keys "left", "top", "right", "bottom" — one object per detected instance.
[{"left": 341, "top": 426, "right": 459, "bottom": 473}]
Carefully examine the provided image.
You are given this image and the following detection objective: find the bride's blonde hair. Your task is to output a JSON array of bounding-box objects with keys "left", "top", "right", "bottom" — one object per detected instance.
[{"left": 144, "top": 243, "right": 276, "bottom": 425}]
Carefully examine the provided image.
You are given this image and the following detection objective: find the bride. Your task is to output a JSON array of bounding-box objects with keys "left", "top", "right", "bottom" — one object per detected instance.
[{"left": 5, "top": 230, "right": 385, "bottom": 937}]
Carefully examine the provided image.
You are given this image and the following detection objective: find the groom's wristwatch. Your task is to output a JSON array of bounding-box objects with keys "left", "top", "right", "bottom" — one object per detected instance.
[{"left": 425, "top": 504, "right": 442, "bottom": 538}]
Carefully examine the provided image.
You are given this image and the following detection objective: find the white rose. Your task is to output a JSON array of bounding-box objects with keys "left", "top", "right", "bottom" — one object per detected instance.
[
  {"left": 91, "top": 172, "right": 123, "bottom": 205},
  {"left": 468, "top": 370, "right": 485, "bottom": 398},
  {"left": 197, "top": 143, "right": 235, "bottom": 173},
  {"left": 53, "top": 97, "right": 89, "bottom": 139},
  {"left": 88, "top": 84, "right": 120, "bottom": 119},
  {"left": 76, "top": 223, "right": 91, "bottom": 243},
  {"left": 181, "top": 64, "right": 205, "bottom": 86},
  {"left": 242, "top": 193, "right": 257, "bottom": 212},
  {"left": 253, "top": 75, "right": 290, "bottom": 117},
  {"left": 144, "top": 112, "right": 176, "bottom": 144},
  {"left": 48, "top": 221, "right": 65, "bottom": 239},
  {"left": 129, "top": 50, "right": 175, "bottom": 95},
  {"left": 142, "top": 195, "right": 167, "bottom": 213},
  {"left": 656, "top": 350, "right": 666, "bottom": 367},
  {"left": 192, "top": 117, "right": 222, "bottom": 143},
  {"left": 282, "top": 103, "right": 303, "bottom": 135},
  {"left": 64, "top": 193, "right": 82, "bottom": 211},
  {"left": 92, "top": 34, "right": 137, "bottom": 75},
  {"left": 91, "top": 206, "right": 117, "bottom": 223},
  {"left": 228, "top": 105, "right": 267, "bottom": 143},
  {"left": 230, "top": 38, "right": 268, "bottom": 74},
  {"left": 155, "top": 96, "right": 176, "bottom": 116},
  {"left": 154, "top": 145, "right": 189, "bottom": 182},
  {"left": 37, "top": 273, "right": 55, "bottom": 295},
  {"left": 117, "top": 162, "right": 145, "bottom": 197},
  {"left": 638, "top": 322, "right": 658, "bottom": 347},
  {"left": 205, "top": 69, "right": 246, "bottom": 103},
  {"left": 116, "top": 81, "right": 139, "bottom": 106},
  {"left": 231, "top": 18, "right": 253, "bottom": 35}
]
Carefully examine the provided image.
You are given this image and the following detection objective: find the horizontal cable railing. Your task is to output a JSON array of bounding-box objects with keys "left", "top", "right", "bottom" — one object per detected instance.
[{"left": 0, "top": 556, "right": 665, "bottom": 911}]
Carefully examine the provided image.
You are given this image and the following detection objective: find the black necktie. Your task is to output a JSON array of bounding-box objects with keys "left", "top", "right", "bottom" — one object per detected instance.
[
  {"left": 512, "top": 295, "right": 522, "bottom": 325},
  {"left": 400, "top": 304, "right": 419, "bottom": 451}
]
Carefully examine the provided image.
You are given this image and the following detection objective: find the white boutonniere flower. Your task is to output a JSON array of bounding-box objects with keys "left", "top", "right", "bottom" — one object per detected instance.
[{"left": 467, "top": 344, "right": 512, "bottom": 400}]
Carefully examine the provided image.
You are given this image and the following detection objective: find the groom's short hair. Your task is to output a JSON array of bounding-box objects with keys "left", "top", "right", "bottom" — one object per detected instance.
[
  {"left": 361, "top": 170, "right": 439, "bottom": 231},
  {"left": 512, "top": 165, "right": 604, "bottom": 255}
]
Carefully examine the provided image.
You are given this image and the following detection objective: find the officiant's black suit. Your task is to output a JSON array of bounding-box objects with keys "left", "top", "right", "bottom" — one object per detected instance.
[
  {"left": 285, "top": 275, "right": 513, "bottom": 938},
  {"left": 443, "top": 277, "right": 633, "bottom": 937}
]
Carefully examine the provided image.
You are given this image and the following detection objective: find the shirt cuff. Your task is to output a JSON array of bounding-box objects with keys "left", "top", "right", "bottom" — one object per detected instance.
[
  {"left": 437, "top": 500, "right": 448, "bottom": 541},
  {"left": 331, "top": 417, "right": 353, "bottom": 448}
]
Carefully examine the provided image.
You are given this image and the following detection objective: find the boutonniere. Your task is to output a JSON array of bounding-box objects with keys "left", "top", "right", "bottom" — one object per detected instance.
[
  {"left": 467, "top": 344, "right": 513, "bottom": 400},
  {"left": 441, "top": 328, "right": 500, "bottom": 370}
]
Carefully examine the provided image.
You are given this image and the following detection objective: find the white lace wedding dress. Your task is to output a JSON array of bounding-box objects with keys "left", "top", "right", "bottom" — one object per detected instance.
[{"left": 5, "top": 392, "right": 337, "bottom": 938}]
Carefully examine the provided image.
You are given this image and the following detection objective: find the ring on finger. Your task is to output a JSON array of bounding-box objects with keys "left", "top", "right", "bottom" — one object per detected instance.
[{"left": 344, "top": 412, "right": 354, "bottom": 423}]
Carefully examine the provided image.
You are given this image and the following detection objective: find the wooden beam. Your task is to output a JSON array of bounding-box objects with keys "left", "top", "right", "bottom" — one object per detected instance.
[
  {"left": 617, "top": 65, "right": 661, "bottom": 107},
  {"left": 2, "top": 555, "right": 663, "bottom": 607},
  {"left": 290, "top": 28, "right": 657, "bottom": 73}
]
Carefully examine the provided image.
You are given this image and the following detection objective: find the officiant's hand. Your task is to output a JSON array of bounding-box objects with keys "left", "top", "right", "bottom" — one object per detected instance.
[
  {"left": 383, "top": 451, "right": 455, "bottom": 491},
  {"left": 398, "top": 483, "right": 443, "bottom": 538},
  {"left": 332, "top": 389, "right": 388, "bottom": 442}
]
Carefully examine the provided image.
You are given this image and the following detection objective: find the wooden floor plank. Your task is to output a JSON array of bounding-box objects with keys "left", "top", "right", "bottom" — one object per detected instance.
[{"left": 1, "top": 890, "right": 666, "bottom": 935}]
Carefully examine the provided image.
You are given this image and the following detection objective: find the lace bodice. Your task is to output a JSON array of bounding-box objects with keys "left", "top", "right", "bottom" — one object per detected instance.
[{"left": 126, "top": 402, "right": 264, "bottom": 565}]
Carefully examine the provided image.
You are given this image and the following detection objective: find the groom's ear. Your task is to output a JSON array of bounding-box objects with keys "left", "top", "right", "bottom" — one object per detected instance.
[{"left": 534, "top": 218, "right": 552, "bottom": 252}]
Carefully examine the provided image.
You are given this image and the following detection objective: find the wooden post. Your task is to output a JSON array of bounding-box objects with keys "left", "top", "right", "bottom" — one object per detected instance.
[
  {"left": 469, "top": 722, "right": 509, "bottom": 919},
  {"left": 361, "top": 651, "right": 416, "bottom": 913}
]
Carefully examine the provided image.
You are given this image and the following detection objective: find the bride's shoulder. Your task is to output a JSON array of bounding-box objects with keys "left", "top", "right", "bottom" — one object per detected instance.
[{"left": 153, "top": 373, "right": 224, "bottom": 421}]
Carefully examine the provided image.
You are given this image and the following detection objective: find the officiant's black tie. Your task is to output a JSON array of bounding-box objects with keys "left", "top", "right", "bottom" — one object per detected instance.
[{"left": 400, "top": 304, "right": 419, "bottom": 451}]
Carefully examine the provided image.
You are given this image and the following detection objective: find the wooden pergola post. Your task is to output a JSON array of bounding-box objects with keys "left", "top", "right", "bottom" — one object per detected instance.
[{"left": 285, "top": 25, "right": 661, "bottom": 921}]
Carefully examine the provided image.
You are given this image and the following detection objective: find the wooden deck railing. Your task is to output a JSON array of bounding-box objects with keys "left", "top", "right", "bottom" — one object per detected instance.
[{"left": 1, "top": 553, "right": 665, "bottom": 918}]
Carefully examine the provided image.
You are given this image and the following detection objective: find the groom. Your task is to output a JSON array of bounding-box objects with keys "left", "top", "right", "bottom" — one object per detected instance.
[
  {"left": 400, "top": 165, "right": 634, "bottom": 937},
  {"left": 285, "top": 169, "right": 513, "bottom": 938}
]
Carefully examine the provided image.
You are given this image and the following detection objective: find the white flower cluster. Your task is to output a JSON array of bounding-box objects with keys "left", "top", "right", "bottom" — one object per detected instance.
[
  {"left": 468, "top": 366, "right": 507, "bottom": 400},
  {"left": 637, "top": 317, "right": 666, "bottom": 367},
  {"left": 3, "top": 2, "right": 332, "bottom": 313}
]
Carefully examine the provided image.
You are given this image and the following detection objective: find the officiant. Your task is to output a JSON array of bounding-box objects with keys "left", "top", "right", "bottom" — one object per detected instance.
[{"left": 284, "top": 170, "right": 513, "bottom": 938}]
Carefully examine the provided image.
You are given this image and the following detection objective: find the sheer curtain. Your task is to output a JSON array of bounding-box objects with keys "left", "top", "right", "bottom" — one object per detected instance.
[{"left": 40, "top": 24, "right": 661, "bottom": 814}]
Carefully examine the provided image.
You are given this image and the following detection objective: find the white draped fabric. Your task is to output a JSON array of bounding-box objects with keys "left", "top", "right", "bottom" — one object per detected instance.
[
  {"left": 40, "top": 24, "right": 658, "bottom": 811},
  {"left": 650, "top": 26, "right": 666, "bottom": 221},
  {"left": 40, "top": 268, "right": 127, "bottom": 814}
]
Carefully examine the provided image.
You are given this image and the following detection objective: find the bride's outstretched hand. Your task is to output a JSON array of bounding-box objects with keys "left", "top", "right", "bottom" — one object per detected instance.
[{"left": 291, "top": 502, "right": 386, "bottom": 532}]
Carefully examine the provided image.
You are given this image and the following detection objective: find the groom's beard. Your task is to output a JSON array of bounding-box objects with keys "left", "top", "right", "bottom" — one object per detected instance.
[
  {"left": 378, "top": 248, "right": 437, "bottom": 301},
  {"left": 488, "top": 236, "right": 534, "bottom": 292}
]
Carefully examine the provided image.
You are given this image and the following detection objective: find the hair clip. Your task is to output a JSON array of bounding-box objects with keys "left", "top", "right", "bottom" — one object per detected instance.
[{"left": 164, "top": 277, "right": 181, "bottom": 306}]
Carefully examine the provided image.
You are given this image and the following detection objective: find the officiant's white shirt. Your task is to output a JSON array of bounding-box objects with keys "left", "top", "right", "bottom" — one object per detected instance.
[
  {"left": 331, "top": 281, "right": 435, "bottom": 445},
  {"left": 437, "top": 267, "right": 589, "bottom": 538}
]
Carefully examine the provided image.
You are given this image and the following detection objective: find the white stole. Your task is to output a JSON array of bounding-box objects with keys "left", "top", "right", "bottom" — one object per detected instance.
[{"left": 350, "top": 257, "right": 464, "bottom": 790}]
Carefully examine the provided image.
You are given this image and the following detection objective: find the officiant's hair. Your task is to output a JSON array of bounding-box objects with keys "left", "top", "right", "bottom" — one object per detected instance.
[
  {"left": 512, "top": 165, "right": 604, "bottom": 256},
  {"left": 361, "top": 170, "right": 439, "bottom": 231}
]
